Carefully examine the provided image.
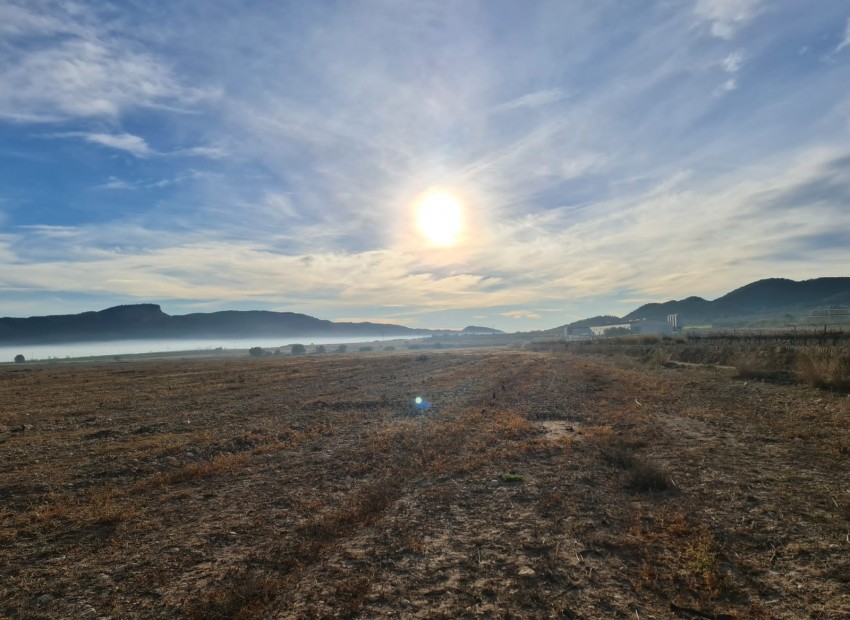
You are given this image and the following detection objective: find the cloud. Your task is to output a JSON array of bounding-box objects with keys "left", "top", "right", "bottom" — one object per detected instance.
[
  {"left": 52, "top": 131, "right": 153, "bottom": 157},
  {"left": 721, "top": 50, "right": 744, "bottom": 73},
  {"left": 501, "top": 310, "right": 543, "bottom": 320},
  {"left": 694, "top": 0, "right": 762, "bottom": 39},
  {"left": 2, "top": 147, "right": 850, "bottom": 324},
  {"left": 0, "top": 40, "right": 189, "bottom": 121},
  {"left": 0, "top": 2, "right": 212, "bottom": 123},
  {"left": 97, "top": 177, "right": 136, "bottom": 190},
  {"left": 836, "top": 18, "right": 850, "bottom": 53},
  {"left": 0, "top": 0, "right": 93, "bottom": 39},
  {"left": 48, "top": 131, "right": 227, "bottom": 160},
  {"left": 714, "top": 78, "right": 737, "bottom": 96},
  {"left": 169, "top": 145, "right": 229, "bottom": 159},
  {"left": 96, "top": 170, "right": 211, "bottom": 191},
  {"left": 262, "top": 192, "right": 299, "bottom": 219},
  {"left": 491, "top": 89, "right": 567, "bottom": 114},
  {"left": 82, "top": 133, "right": 152, "bottom": 156}
]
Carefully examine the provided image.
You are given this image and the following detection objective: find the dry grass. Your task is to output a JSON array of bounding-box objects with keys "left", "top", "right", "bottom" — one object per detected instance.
[
  {"left": 1, "top": 348, "right": 849, "bottom": 618},
  {"left": 796, "top": 347, "right": 850, "bottom": 391}
]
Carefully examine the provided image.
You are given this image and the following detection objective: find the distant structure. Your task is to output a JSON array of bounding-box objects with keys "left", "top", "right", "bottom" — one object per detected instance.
[
  {"left": 588, "top": 318, "right": 673, "bottom": 337},
  {"left": 800, "top": 306, "right": 850, "bottom": 327},
  {"left": 564, "top": 325, "right": 593, "bottom": 340},
  {"left": 667, "top": 313, "right": 680, "bottom": 330}
]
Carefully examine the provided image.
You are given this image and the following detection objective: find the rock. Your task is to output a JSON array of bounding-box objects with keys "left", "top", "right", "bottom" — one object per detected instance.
[
  {"left": 37, "top": 594, "right": 55, "bottom": 604},
  {"left": 518, "top": 566, "right": 536, "bottom": 577}
]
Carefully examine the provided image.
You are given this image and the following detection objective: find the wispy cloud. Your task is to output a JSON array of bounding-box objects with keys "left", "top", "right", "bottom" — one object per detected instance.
[
  {"left": 0, "top": 40, "right": 202, "bottom": 122},
  {"left": 491, "top": 89, "right": 568, "bottom": 114},
  {"left": 53, "top": 132, "right": 153, "bottom": 157},
  {"left": 97, "top": 177, "right": 136, "bottom": 190},
  {"left": 722, "top": 50, "right": 744, "bottom": 73},
  {"left": 836, "top": 18, "right": 850, "bottom": 53},
  {"left": 714, "top": 78, "right": 737, "bottom": 96},
  {"left": 48, "top": 131, "right": 225, "bottom": 160},
  {"left": 0, "top": 2, "right": 213, "bottom": 123},
  {"left": 168, "top": 145, "right": 229, "bottom": 159},
  {"left": 694, "top": 0, "right": 762, "bottom": 39},
  {"left": 502, "top": 310, "right": 543, "bottom": 320},
  {"left": 4, "top": 146, "right": 848, "bottom": 323}
]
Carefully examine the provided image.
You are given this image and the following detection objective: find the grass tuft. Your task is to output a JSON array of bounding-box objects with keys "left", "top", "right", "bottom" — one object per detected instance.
[{"left": 796, "top": 348, "right": 850, "bottom": 391}]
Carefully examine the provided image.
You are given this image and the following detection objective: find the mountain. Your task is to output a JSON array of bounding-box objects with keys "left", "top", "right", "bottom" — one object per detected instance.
[
  {"left": 622, "top": 277, "right": 850, "bottom": 323},
  {"left": 0, "top": 304, "right": 434, "bottom": 345},
  {"left": 559, "top": 277, "right": 850, "bottom": 331},
  {"left": 622, "top": 296, "right": 712, "bottom": 322},
  {"left": 566, "top": 315, "right": 624, "bottom": 328},
  {"left": 460, "top": 325, "right": 505, "bottom": 334}
]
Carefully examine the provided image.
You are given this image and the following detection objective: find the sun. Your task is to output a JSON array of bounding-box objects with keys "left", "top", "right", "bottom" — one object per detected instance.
[{"left": 415, "top": 190, "right": 463, "bottom": 246}]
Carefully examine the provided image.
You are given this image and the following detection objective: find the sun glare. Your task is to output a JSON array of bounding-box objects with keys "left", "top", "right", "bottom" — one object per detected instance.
[{"left": 415, "top": 190, "right": 463, "bottom": 246}]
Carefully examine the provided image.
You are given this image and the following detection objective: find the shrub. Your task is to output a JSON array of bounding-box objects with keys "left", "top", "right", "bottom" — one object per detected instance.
[
  {"left": 336, "top": 344, "right": 347, "bottom": 353},
  {"left": 14, "top": 354, "right": 25, "bottom": 363},
  {"left": 383, "top": 345, "right": 395, "bottom": 351},
  {"left": 290, "top": 344, "right": 306, "bottom": 355},
  {"left": 248, "top": 347, "right": 265, "bottom": 357},
  {"left": 797, "top": 348, "right": 850, "bottom": 391},
  {"left": 626, "top": 459, "right": 674, "bottom": 492},
  {"left": 498, "top": 473, "right": 526, "bottom": 483},
  {"left": 597, "top": 437, "right": 674, "bottom": 492},
  {"left": 358, "top": 346, "right": 373, "bottom": 352},
  {"left": 315, "top": 345, "right": 327, "bottom": 354}
]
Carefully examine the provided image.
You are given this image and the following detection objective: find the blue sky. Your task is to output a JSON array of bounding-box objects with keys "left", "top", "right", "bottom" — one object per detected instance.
[{"left": 1, "top": 0, "right": 849, "bottom": 331}]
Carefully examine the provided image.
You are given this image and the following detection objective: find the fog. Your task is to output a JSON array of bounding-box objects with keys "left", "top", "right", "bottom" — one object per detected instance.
[{"left": 0, "top": 335, "right": 418, "bottom": 363}]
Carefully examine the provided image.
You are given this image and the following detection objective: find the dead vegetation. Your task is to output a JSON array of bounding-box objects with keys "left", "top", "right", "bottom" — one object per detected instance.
[
  {"left": 534, "top": 332, "right": 850, "bottom": 392},
  {"left": 1, "top": 347, "right": 849, "bottom": 618}
]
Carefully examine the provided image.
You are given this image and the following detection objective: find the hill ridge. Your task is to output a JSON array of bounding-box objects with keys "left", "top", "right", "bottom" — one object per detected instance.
[
  {"left": 566, "top": 277, "right": 850, "bottom": 328},
  {"left": 0, "top": 304, "right": 431, "bottom": 345}
]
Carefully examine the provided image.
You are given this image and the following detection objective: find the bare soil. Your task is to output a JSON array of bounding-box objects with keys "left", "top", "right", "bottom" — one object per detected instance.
[{"left": 1, "top": 349, "right": 849, "bottom": 619}]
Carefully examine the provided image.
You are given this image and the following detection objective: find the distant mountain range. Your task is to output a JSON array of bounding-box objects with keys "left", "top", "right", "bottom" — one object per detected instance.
[
  {"left": 0, "top": 304, "right": 503, "bottom": 345},
  {"left": 565, "top": 277, "right": 850, "bottom": 329},
  {"left": 3, "top": 277, "right": 846, "bottom": 345}
]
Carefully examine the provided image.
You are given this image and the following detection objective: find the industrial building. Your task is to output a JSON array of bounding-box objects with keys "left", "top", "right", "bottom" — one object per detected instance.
[
  {"left": 587, "top": 318, "right": 674, "bottom": 337},
  {"left": 564, "top": 314, "right": 681, "bottom": 340}
]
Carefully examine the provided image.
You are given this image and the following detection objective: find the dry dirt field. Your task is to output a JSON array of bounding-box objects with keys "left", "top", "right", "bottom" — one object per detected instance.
[{"left": 1, "top": 348, "right": 849, "bottom": 619}]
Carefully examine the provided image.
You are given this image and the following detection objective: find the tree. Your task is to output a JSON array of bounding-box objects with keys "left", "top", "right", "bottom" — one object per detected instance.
[
  {"left": 14, "top": 354, "right": 25, "bottom": 363},
  {"left": 290, "top": 344, "right": 306, "bottom": 355},
  {"left": 248, "top": 347, "right": 265, "bottom": 357},
  {"left": 315, "top": 345, "right": 327, "bottom": 354},
  {"left": 336, "top": 344, "right": 347, "bottom": 353}
]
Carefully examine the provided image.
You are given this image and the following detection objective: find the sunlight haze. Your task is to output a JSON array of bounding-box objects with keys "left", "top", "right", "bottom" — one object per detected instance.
[{"left": 415, "top": 190, "right": 464, "bottom": 247}]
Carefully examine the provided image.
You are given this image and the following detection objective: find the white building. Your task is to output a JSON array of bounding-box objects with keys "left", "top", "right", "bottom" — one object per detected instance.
[{"left": 589, "top": 319, "right": 673, "bottom": 337}]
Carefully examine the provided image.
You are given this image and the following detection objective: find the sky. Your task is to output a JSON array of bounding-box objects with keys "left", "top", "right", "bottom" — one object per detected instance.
[{"left": 1, "top": 0, "right": 850, "bottom": 332}]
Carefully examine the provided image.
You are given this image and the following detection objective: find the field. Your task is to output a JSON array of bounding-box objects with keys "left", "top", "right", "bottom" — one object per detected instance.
[{"left": 1, "top": 347, "right": 849, "bottom": 619}]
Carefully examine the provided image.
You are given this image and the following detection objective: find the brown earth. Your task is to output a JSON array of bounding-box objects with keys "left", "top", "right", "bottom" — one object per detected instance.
[{"left": 1, "top": 348, "right": 849, "bottom": 619}]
